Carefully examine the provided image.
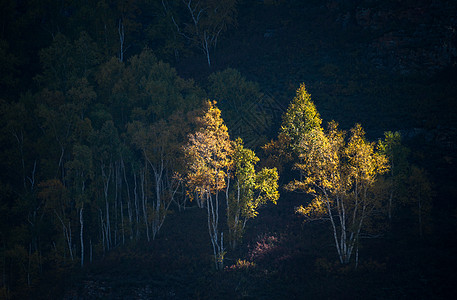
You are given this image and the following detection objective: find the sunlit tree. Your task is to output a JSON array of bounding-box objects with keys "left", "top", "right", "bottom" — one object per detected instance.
[
  {"left": 184, "top": 100, "right": 233, "bottom": 269},
  {"left": 279, "top": 83, "right": 322, "bottom": 155},
  {"left": 228, "top": 138, "right": 279, "bottom": 249},
  {"left": 265, "top": 83, "right": 322, "bottom": 176},
  {"left": 288, "top": 119, "right": 389, "bottom": 266}
]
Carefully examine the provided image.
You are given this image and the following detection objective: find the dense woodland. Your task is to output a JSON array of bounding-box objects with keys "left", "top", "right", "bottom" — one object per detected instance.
[{"left": 1, "top": 0, "right": 457, "bottom": 299}]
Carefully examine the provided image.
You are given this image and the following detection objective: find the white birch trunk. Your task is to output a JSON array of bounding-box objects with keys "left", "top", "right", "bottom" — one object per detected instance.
[
  {"left": 55, "top": 211, "right": 73, "bottom": 261},
  {"left": 122, "top": 158, "right": 134, "bottom": 240},
  {"left": 140, "top": 169, "right": 150, "bottom": 242},
  {"left": 101, "top": 164, "right": 112, "bottom": 250},
  {"left": 118, "top": 18, "right": 125, "bottom": 62},
  {"left": 79, "top": 206, "right": 84, "bottom": 267},
  {"left": 133, "top": 171, "right": 140, "bottom": 239}
]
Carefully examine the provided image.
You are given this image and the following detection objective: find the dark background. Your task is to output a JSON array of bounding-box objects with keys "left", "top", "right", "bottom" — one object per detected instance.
[{"left": 1, "top": 0, "right": 456, "bottom": 298}]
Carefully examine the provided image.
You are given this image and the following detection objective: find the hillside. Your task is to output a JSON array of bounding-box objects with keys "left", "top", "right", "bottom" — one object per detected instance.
[{"left": 1, "top": 1, "right": 457, "bottom": 299}]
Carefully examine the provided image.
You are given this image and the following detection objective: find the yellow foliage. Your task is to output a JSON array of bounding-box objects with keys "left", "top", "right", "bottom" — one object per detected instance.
[
  {"left": 184, "top": 100, "right": 233, "bottom": 198},
  {"left": 296, "top": 196, "right": 327, "bottom": 219}
]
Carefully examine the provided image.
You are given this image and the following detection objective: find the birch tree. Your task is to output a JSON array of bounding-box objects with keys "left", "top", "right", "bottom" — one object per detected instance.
[
  {"left": 38, "top": 180, "right": 75, "bottom": 262},
  {"left": 228, "top": 138, "right": 279, "bottom": 249},
  {"left": 184, "top": 100, "right": 233, "bottom": 270},
  {"left": 127, "top": 119, "right": 180, "bottom": 240},
  {"left": 289, "top": 122, "right": 389, "bottom": 266},
  {"left": 65, "top": 144, "right": 94, "bottom": 267},
  {"left": 166, "top": 0, "right": 238, "bottom": 67},
  {"left": 91, "top": 120, "right": 120, "bottom": 251}
]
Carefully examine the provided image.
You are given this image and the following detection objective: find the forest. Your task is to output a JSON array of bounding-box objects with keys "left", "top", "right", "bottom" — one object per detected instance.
[{"left": 1, "top": 0, "right": 457, "bottom": 299}]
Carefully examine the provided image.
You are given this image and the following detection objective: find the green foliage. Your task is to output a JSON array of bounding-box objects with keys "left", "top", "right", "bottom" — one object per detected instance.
[
  {"left": 378, "top": 131, "right": 410, "bottom": 181},
  {"left": 184, "top": 100, "right": 233, "bottom": 199},
  {"left": 280, "top": 83, "right": 322, "bottom": 152},
  {"left": 378, "top": 131, "right": 410, "bottom": 218},
  {"left": 98, "top": 48, "right": 204, "bottom": 126},
  {"left": 37, "top": 32, "right": 100, "bottom": 91},
  {"left": 263, "top": 83, "right": 323, "bottom": 175},
  {"left": 284, "top": 87, "right": 389, "bottom": 265},
  {"left": 228, "top": 138, "right": 279, "bottom": 249}
]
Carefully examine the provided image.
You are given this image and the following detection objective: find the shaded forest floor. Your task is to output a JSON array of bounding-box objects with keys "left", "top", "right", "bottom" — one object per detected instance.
[{"left": 54, "top": 181, "right": 457, "bottom": 299}]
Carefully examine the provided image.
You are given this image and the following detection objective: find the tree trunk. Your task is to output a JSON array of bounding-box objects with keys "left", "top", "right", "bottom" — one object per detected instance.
[
  {"left": 79, "top": 206, "right": 84, "bottom": 267},
  {"left": 118, "top": 18, "right": 125, "bottom": 62},
  {"left": 122, "top": 158, "right": 134, "bottom": 240},
  {"left": 140, "top": 169, "right": 150, "bottom": 242},
  {"left": 418, "top": 192, "right": 423, "bottom": 238},
  {"left": 133, "top": 171, "right": 140, "bottom": 239},
  {"left": 101, "top": 164, "right": 112, "bottom": 250}
]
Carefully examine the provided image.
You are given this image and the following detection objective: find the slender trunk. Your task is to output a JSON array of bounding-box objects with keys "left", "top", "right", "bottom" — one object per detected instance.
[
  {"left": 105, "top": 199, "right": 110, "bottom": 250},
  {"left": 229, "top": 179, "right": 240, "bottom": 250},
  {"left": 27, "top": 243, "right": 31, "bottom": 286},
  {"left": 58, "top": 145, "right": 65, "bottom": 183},
  {"left": 67, "top": 221, "right": 73, "bottom": 261},
  {"left": 388, "top": 190, "right": 393, "bottom": 220},
  {"left": 418, "top": 192, "right": 422, "bottom": 237},
  {"left": 55, "top": 211, "right": 73, "bottom": 261},
  {"left": 140, "top": 169, "right": 150, "bottom": 242},
  {"left": 133, "top": 172, "right": 140, "bottom": 239},
  {"left": 79, "top": 207, "right": 84, "bottom": 267},
  {"left": 120, "top": 191, "right": 125, "bottom": 245},
  {"left": 355, "top": 243, "right": 359, "bottom": 269},
  {"left": 12, "top": 130, "right": 26, "bottom": 190},
  {"left": 100, "top": 209, "right": 105, "bottom": 254},
  {"left": 322, "top": 189, "right": 343, "bottom": 264},
  {"left": 28, "top": 160, "right": 37, "bottom": 192},
  {"left": 101, "top": 164, "right": 112, "bottom": 249},
  {"left": 117, "top": 161, "right": 125, "bottom": 245},
  {"left": 122, "top": 158, "right": 134, "bottom": 240},
  {"left": 388, "top": 161, "right": 395, "bottom": 220},
  {"left": 207, "top": 192, "right": 218, "bottom": 270},
  {"left": 203, "top": 31, "right": 211, "bottom": 67},
  {"left": 118, "top": 18, "right": 125, "bottom": 62},
  {"left": 197, "top": 192, "right": 203, "bottom": 208},
  {"left": 152, "top": 167, "right": 162, "bottom": 240},
  {"left": 114, "top": 162, "right": 119, "bottom": 246},
  {"left": 127, "top": 196, "right": 133, "bottom": 240}
]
